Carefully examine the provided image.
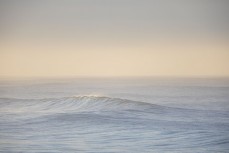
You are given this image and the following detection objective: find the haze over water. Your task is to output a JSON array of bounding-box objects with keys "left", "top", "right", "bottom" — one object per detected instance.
[{"left": 1, "top": 0, "right": 229, "bottom": 78}]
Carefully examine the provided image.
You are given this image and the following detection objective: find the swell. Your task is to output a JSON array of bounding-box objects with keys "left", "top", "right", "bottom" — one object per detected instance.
[
  {"left": 0, "top": 96, "right": 162, "bottom": 113},
  {"left": 0, "top": 95, "right": 228, "bottom": 113},
  {"left": 0, "top": 96, "right": 228, "bottom": 123},
  {"left": 0, "top": 96, "right": 229, "bottom": 132}
]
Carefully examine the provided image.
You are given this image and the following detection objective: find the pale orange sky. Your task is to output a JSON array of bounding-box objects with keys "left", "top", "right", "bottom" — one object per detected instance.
[{"left": 1, "top": 0, "right": 229, "bottom": 77}]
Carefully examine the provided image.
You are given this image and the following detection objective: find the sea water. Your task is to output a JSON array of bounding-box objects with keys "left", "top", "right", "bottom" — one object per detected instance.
[{"left": 0, "top": 77, "right": 229, "bottom": 152}]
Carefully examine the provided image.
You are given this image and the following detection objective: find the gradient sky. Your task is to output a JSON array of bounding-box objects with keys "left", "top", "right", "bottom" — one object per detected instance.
[{"left": 0, "top": 0, "right": 229, "bottom": 77}]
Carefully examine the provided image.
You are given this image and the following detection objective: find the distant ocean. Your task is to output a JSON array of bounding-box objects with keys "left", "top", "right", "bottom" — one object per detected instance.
[{"left": 0, "top": 77, "right": 229, "bottom": 152}]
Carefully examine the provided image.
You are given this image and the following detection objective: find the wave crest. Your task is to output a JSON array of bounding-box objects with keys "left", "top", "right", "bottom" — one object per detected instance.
[{"left": 0, "top": 95, "right": 158, "bottom": 113}]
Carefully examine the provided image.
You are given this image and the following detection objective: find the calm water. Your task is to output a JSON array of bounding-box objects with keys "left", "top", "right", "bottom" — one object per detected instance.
[{"left": 0, "top": 77, "right": 229, "bottom": 152}]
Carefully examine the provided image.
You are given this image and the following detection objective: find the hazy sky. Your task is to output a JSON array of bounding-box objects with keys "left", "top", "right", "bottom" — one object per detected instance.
[{"left": 0, "top": 0, "right": 229, "bottom": 77}]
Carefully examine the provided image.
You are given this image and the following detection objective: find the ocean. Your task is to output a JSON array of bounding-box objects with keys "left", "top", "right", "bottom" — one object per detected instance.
[{"left": 0, "top": 77, "right": 229, "bottom": 152}]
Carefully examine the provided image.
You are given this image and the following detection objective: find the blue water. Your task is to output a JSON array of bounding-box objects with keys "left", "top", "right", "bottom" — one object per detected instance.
[{"left": 0, "top": 78, "right": 229, "bottom": 152}]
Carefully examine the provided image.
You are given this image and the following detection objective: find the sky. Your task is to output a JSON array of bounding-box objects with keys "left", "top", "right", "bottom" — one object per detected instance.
[{"left": 0, "top": 0, "right": 229, "bottom": 78}]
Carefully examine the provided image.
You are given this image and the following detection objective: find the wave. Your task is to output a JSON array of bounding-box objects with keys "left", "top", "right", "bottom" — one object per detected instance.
[
  {"left": 1, "top": 95, "right": 228, "bottom": 133},
  {"left": 0, "top": 95, "right": 162, "bottom": 113},
  {"left": 1, "top": 95, "right": 228, "bottom": 123}
]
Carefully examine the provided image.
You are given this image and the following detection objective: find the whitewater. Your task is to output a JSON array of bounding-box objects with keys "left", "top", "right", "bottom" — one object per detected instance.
[{"left": 0, "top": 78, "right": 229, "bottom": 152}]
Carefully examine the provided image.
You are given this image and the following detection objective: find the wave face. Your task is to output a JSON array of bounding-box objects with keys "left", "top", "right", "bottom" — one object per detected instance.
[
  {"left": 0, "top": 96, "right": 159, "bottom": 113},
  {"left": 0, "top": 96, "right": 229, "bottom": 152}
]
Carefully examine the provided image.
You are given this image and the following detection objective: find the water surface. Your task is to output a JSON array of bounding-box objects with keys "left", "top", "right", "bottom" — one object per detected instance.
[{"left": 0, "top": 77, "right": 229, "bottom": 152}]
